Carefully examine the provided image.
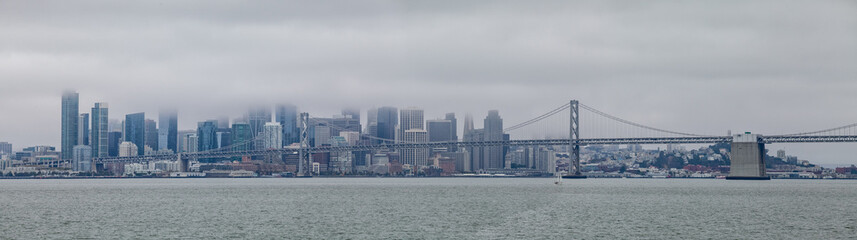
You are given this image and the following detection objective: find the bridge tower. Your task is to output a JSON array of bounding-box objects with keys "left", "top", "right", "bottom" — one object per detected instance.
[
  {"left": 727, "top": 133, "right": 770, "bottom": 180},
  {"left": 298, "top": 112, "right": 311, "bottom": 177},
  {"left": 564, "top": 100, "right": 585, "bottom": 178}
]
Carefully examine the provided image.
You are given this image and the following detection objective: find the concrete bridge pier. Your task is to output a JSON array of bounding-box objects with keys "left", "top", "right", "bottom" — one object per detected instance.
[{"left": 726, "top": 133, "right": 770, "bottom": 180}]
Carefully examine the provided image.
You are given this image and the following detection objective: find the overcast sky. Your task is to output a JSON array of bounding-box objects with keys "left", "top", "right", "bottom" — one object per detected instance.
[{"left": 1, "top": 1, "right": 856, "bottom": 164}]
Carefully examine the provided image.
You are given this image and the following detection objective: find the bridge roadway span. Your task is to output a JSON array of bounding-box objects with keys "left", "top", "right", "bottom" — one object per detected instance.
[{"left": 93, "top": 135, "right": 857, "bottom": 164}]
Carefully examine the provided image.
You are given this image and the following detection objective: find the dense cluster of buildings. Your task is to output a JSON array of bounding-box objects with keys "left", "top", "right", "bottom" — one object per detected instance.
[{"left": 0, "top": 90, "right": 853, "bottom": 179}]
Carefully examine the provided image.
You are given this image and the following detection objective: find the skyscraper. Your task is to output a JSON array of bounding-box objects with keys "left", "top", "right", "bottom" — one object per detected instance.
[
  {"left": 61, "top": 90, "right": 79, "bottom": 159},
  {"left": 263, "top": 122, "right": 283, "bottom": 149},
  {"left": 197, "top": 120, "right": 218, "bottom": 152},
  {"left": 158, "top": 109, "right": 178, "bottom": 153},
  {"left": 72, "top": 145, "right": 92, "bottom": 172},
  {"left": 0, "top": 142, "right": 11, "bottom": 154},
  {"left": 78, "top": 113, "right": 89, "bottom": 146},
  {"left": 108, "top": 131, "right": 122, "bottom": 157},
  {"left": 231, "top": 123, "right": 253, "bottom": 151},
  {"left": 463, "top": 113, "right": 474, "bottom": 136},
  {"left": 91, "top": 103, "right": 109, "bottom": 157},
  {"left": 248, "top": 106, "right": 271, "bottom": 150},
  {"left": 118, "top": 141, "right": 138, "bottom": 157},
  {"left": 275, "top": 104, "right": 299, "bottom": 146},
  {"left": 145, "top": 119, "right": 158, "bottom": 154},
  {"left": 402, "top": 129, "right": 428, "bottom": 168},
  {"left": 124, "top": 113, "right": 146, "bottom": 156},
  {"left": 427, "top": 120, "right": 453, "bottom": 142},
  {"left": 445, "top": 113, "right": 458, "bottom": 152},
  {"left": 483, "top": 110, "right": 504, "bottom": 169},
  {"left": 376, "top": 107, "right": 397, "bottom": 143},
  {"left": 398, "top": 108, "right": 424, "bottom": 142}
]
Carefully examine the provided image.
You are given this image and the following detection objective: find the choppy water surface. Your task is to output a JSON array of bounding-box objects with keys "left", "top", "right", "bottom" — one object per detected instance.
[{"left": 1, "top": 178, "right": 856, "bottom": 239}]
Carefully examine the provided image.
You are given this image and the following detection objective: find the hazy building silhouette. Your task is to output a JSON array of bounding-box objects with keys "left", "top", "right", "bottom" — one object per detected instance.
[
  {"left": 158, "top": 109, "right": 178, "bottom": 153},
  {"left": 61, "top": 90, "right": 79, "bottom": 159}
]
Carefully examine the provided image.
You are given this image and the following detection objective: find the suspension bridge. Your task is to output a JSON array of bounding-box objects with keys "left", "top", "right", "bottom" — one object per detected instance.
[{"left": 70, "top": 100, "right": 857, "bottom": 180}]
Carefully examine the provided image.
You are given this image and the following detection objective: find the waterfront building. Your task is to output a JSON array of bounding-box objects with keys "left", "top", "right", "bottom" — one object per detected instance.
[
  {"left": 158, "top": 109, "right": 178, "bottom": 153},
  {"left": 61, "top": 90, "right": 79, "bottom": 159},
  {"left": 145, "top": 119, "right": 158, "bottom": 154},
  {"left": 72, "top": 145, "right": 92, "bottom": 172},
  {"left": 78, "top": 113, "right": 90, "bottom": 146},
  {"left": 118, "top": 141, "right": 138, "bottom": 157},
  {"left": 124, "top": 113, "right": 146, "bottom": 156},
  {"left": 263, "top": 122, "right": 283, "bottom": 149},
  {"left": 275, "top": 104, "right": 299, "bottom": 146},
  {"left": 91, "top": 103, "right": 109, "bottom": 157},
  {"left": 465, "top": 129, "right": 484, "bottom": 170}
]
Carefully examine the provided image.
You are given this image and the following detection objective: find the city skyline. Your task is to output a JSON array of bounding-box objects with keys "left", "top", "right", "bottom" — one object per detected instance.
[{"left": 1, "top": 1, "right": 856, "bottom": 163}]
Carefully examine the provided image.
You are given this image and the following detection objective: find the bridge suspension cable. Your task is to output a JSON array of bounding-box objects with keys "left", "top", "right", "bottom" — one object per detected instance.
[
  {"left": 503, "top": 103, "right": 571, "bottom": 132},
  {"left": 771, "top": 122, "right": 857, "bottom": 137},
  {"left": 579, "top": 103, "right": 713, "bottom": 137}
]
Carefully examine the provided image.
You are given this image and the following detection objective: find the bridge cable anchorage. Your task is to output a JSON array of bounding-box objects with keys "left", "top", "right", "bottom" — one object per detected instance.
[
  {"left": 578, "top": 103, "right": 714, "bottom": 137},
  {"left": 770, "top": 122, "right": 857, "bottom": 137},
  {"left": 503, "top": 103, "right": 571, "bottom": 133}
]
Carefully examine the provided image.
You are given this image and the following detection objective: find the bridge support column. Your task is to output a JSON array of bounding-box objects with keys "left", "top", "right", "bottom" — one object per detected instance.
[
  {"left": 298, "top": 113, "right": 312, "bottom": 177},
  {"left": 178, "top": 153, "right": 189, "bottom": 172},
  {"left": 727, "top": 133, "right": 770, "bottom": 180},
  {"left": 564, "top": 100, "right": 586, "bottom": 179}
]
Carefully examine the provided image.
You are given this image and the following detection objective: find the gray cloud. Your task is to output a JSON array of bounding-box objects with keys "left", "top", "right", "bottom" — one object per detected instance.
[{"left": 1, "top": 0, "right": 856, "bottom": 164}]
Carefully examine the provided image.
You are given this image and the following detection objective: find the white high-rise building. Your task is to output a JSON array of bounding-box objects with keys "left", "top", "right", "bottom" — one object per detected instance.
[
  {"left": 119, "top": 141, "right": 138, "bottom": 157},
  {"left": 73, "top": 145, "right": 93, "bottom": 172},
  {"left": 402, "top": 129, "right": 428, "bottom": 168},
  {"left": 397, "top": 108, "right": 424, "bottom": 142},
  {"left": 263, "top": 122, "right": 283, "bottom": 149},
  {"left": 339, "top": 131, "right": 360, "bottom": 146}
]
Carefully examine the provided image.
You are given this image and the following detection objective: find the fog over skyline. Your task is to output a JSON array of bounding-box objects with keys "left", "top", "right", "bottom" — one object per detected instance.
[{"left": 1, "top": 1, "right": 856, "bottom": 164}]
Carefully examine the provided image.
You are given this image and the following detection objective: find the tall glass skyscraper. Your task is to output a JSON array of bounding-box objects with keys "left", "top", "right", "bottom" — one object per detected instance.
[
  {"left": 196, "top": 120, "right": 218, "bottom": 152},
  {"left": 376, "top": 107, "right": 398, "bottom": 143},
  {"left": 231, "top": 123, "right": 253, "bottom": 151},
  {"left": 124, "top": 113, "right": 146, "bottom": 156},
  {"left": 78, "top": 113, "right": 89, "bottom": 146},
  {"left": 91, "top": 103, "right": 109, "bottom": 157},
  {"left": 158, "top": 109, "right": 178, "bottom": 153},
  {"left": 275, "top": 104, "right": 298, "bottom": 146},
  {"left": 483, "top": 110, "right": 504, "bottom": 169},
  {"left": 144, "top": 119, "right": 158, "bottom": 153},
  {"left": 61, "top": 90, "right": 79, "bottom": 160}
]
